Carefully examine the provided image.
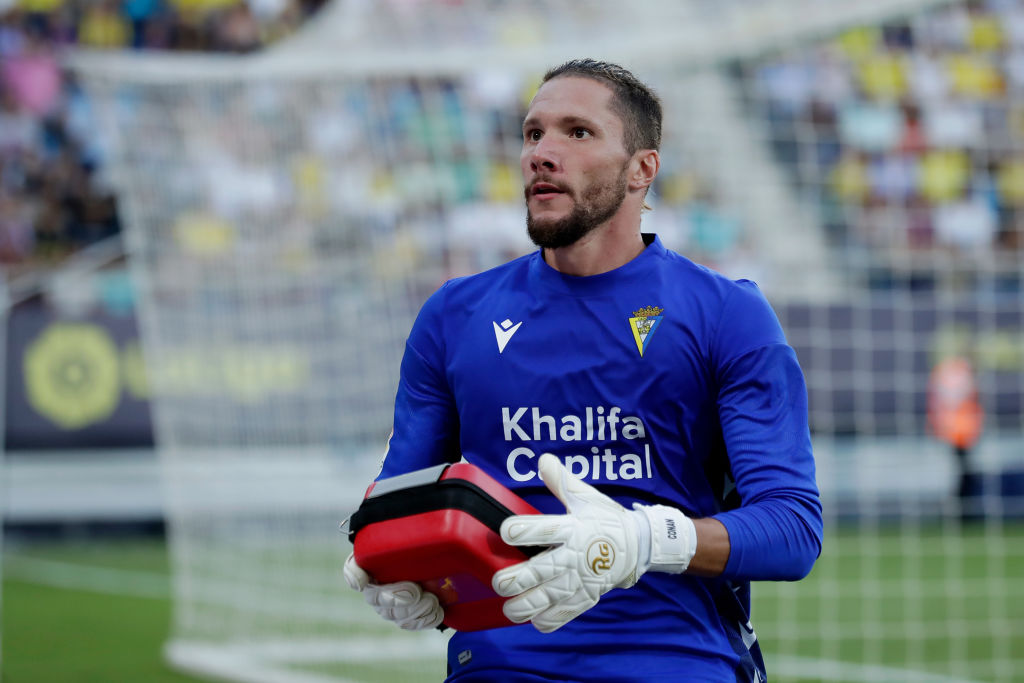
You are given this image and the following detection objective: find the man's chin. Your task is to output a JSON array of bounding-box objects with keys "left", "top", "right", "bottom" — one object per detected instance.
[
  {"left": 527, "top": 215, "right": 565, "bottom": 234},
  {"left": 527, "top": 218, "right": 591, "bottom": 250}
]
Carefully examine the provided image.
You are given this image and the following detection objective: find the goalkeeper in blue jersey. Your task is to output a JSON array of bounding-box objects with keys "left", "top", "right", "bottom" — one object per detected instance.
[{"left": 344, "top": 58, "right": 823, "bottom": 682}]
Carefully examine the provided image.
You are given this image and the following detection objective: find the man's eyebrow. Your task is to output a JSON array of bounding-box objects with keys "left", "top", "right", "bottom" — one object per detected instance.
[{"left": 522, "top": 114, "right": 600, "bottom": 131}]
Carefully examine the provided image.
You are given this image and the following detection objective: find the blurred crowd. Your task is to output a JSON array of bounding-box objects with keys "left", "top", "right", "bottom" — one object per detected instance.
[
  {"left": 0, "top": 0, "right": 325, "bottom": 281},
  {"left": 3, "top": 0, "right": 1024, "bottom": 291},
  {"left": 749, "top": 0, "right": 1024, "bottom": 289}
]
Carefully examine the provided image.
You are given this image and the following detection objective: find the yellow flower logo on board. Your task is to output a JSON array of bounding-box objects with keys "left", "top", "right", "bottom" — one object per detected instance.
[{"left": 24, "top": 323, "right": 121, "bottom": 429}]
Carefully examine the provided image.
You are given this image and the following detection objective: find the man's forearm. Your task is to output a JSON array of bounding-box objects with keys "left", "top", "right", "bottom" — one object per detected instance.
[{"left": 686, "top": 517, "right": 730, "bottom": 577}]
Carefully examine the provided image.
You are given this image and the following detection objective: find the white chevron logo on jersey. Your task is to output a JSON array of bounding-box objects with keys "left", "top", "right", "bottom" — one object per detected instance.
[{"left": 493, "top": 319, "right": 522, "bottom": 353}]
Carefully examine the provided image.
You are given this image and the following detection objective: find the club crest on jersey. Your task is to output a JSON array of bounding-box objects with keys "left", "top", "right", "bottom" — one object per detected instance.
[{"left": 628, "top": 306, "right": 664, "bottom": 357}]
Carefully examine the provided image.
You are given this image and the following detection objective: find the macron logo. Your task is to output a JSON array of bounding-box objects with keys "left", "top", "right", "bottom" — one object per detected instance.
[{"left": 493, "top": 319, "right": 523, "bottom": 354}]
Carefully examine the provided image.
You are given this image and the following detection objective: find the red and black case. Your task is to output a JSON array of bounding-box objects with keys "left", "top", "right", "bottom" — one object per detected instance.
[{"left": 347, "top": 462, "right": 543, "bottom": 631}]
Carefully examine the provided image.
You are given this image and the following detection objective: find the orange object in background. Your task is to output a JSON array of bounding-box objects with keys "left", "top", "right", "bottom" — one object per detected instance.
[{"left": 927, "top": 356, "right": 984, "bottom": 450}]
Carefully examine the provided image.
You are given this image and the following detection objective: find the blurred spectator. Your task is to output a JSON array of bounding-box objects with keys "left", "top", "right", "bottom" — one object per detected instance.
[
  {"left": 933, "top": 192, "right": 998, "bottom": 249},
  {"left": 215, "top": 1, "right": 260, "bottom": 52},
  {"left": 121, "top": 0, "right": 163, "bottom": 48},
  {"left": 908, "top": 49, "right": 950, "bottom": 102},
  {"left": 0, "top": 191, "right": 35, "bottom": 263},
  {"left": 0, "top": 0, "right": 326, "bottom": 279},
  {"left": 2, "top": 24, "right": 60, "bottom": 115},
  {"left": 0, "top": 83, "right": 40, "bottom": 151},
  {"left": 79, "top": 0, "right": 132, "bottom": 48}
]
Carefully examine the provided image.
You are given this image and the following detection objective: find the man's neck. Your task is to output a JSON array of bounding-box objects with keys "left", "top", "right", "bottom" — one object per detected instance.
[{"left": 543, "top": 222, "right": 646, "bottom": 277}]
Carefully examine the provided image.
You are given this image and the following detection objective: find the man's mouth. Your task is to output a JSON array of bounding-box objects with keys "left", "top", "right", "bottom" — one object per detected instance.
[{"left": 530, "top": 182, "right": 566, "bottom": 197}]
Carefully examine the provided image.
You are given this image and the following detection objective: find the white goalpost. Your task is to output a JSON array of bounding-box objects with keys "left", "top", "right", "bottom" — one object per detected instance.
[{"left": 70, "top": 0, "right": 1022, "bottom": 681}]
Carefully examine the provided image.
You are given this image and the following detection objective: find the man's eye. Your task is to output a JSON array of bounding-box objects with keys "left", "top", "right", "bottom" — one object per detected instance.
[
  {"left": 526, "top": 130, "right": 542, "bottom": 141},
  {"left": 571, "top": 128, "right": 591, "bottom": 139}
]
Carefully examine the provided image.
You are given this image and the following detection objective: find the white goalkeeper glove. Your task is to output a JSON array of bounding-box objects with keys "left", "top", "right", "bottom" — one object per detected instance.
[
  {"left": 343, "top": 553, "right": 444, "bottom": 630},
  {"left": 491, "top": 453, "right": 697, "bottom": 633}
]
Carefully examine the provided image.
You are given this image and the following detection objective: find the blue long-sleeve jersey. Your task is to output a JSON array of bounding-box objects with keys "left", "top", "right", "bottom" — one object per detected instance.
[{"left": 379, "top": 234, "right": 823, "bottom": 682}]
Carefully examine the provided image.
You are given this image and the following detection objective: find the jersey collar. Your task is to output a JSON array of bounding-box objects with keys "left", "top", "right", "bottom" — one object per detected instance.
[{"left": 530, "top": 233, "right": 666, "bottom": 296}]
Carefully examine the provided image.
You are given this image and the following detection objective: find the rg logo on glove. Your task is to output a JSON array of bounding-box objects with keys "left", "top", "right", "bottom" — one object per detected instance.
[{"left": 587, "top": 540, "right": 614, "bottom": 574}]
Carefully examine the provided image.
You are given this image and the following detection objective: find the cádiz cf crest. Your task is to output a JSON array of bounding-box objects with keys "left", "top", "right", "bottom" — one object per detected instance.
[{"left": 628, "top": 306, "right": 664, "bottom": 357}]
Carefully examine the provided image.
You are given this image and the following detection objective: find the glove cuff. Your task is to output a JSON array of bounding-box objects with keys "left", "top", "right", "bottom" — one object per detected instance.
[{"left": 635, "top": 504, "right": 697, "bottom": 574}]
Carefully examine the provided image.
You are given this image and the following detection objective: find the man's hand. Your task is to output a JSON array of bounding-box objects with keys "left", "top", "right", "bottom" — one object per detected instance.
[
  {"left": 344, "top": 553, "right": 444, "bottom": 630},
  {"left": 491, "top": 453, "right": 696, "bottom": 633}
]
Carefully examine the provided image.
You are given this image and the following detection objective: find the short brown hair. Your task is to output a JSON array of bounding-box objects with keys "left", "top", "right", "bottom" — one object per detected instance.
[{"left": 542, "top": 58, "right": 663, "bottom": 155}]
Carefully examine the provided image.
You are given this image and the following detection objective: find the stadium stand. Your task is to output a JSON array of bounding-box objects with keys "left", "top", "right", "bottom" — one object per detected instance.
[
  {"left": 739, "top": 0, "right": 1024, "bottom": 292},
  {"left": 0, "top": 0, "right": 765, "bottom": 288},
  {"left": 6, "top": 0, "right": 1024, "bottom": 293},
  {"left": 0, "top": 0, "right": 326, "bottom": 282}
]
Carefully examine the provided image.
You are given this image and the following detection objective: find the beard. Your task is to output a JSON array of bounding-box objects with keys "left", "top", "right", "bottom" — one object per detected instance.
[{"left": 526, "top": 166, "right": 628, "bottom": 250}]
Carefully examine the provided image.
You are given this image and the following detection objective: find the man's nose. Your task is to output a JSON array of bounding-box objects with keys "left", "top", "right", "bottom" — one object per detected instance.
[{"left": 529, "top": 140, "right": 560, "bottom": 172}]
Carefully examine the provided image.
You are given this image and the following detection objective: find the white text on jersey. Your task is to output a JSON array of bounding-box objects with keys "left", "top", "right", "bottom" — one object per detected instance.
[
  {"left": 507, "top": 444, "right": 654, "bottom": 482},
  {"left": 501, "top": 406, "right": 646, "bottom": 442},
  {"left": 501, "top": 405, "right": 653, "bottom": 482}
]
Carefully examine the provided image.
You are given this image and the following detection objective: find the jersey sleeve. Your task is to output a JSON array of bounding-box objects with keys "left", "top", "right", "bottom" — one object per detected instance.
[
  {"left": 710, "top": 281, "right": 823, "bottom": 581},
  {"left": 377, "top": 283, "right": 460, "bottom": 479}
]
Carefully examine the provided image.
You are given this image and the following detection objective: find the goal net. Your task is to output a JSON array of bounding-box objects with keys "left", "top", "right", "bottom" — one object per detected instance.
[{"left": 70, "top": 0, "right": 1023, "bottom": 681}]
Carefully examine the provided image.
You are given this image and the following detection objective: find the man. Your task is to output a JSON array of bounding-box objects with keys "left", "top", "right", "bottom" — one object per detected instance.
[{"left": 345, "top": 58, "right": 822, "bottom": 682}]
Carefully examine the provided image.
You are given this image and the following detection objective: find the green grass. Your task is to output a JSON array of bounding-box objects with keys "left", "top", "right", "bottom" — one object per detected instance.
[
  {"left": 3, "top": 524, "right": 1023, "bottom": 682},
  {"left": 753, "top": 523, "right": 1024, "bottom": 682},
  {"left": 2, "top": 540, "right": 201, "bottom": 683}
]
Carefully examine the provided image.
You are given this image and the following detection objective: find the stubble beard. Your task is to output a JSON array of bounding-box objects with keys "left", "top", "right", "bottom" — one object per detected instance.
[{"left": 526, "top": 167, "right": 629, "bottom": 250}]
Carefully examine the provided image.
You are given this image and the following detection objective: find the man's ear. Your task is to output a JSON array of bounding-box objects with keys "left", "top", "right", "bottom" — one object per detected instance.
[{"left": 629, "top": 149, "right": 660, "bottom": 193}]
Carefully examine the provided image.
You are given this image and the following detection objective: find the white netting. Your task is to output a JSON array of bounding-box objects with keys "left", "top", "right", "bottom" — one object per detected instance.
[{"left": 71, "top": 0, "right": 1023, "bottom": 681}]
